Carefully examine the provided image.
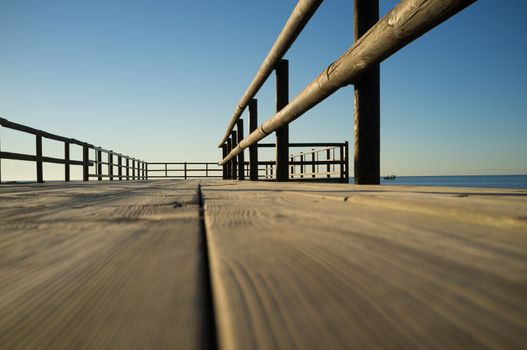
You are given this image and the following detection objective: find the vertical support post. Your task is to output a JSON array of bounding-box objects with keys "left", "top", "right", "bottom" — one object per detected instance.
[
  {"left": 146, "top": 163, "right": 148, "bottom": 180},
  {"left": 226, "top": 138, "right": 232, "bottom": 179},
  {"left": 222, "top": 144, "right": 228, "bottom": 179},
  {"left": 83, "top": 146, "right": 89, "bottom": 181},
  {"left": 300, "top": 153, "right": 304, "bottom": 179},
  {"left": 311, "top": 149, "right": 316, "bottom": 178},
  {"left": 354, "top": 0, "right": 380, "bottom": 184},
  {"left": 249, "top": 98, "right": 259, "bottom": 181},
  {"left": 344, "top": 141, "right": 350, "bottom": 183},
  {"left": 64, "top": 142, "right": 70, "bottom": 182},
  {"left": 97, "top": 149, "right": 102, "bottom": 181},
  {"left": 184, "top": 162, "right": 187, "bottom": 180},
  {"left": 132, "top": 159, "right": 135, "bottom": 180},
  {"left": 126, "top": 158, "right": 130, "bottom": 180},
  {"left": 109, "top": 152, "right": 113, "bottom": 181},
  {"left": 326, "top": 149, "right": 331, "bottom": 179},
  {"left": 165, "top": 163, "right": 168, "bottom": 177},
  {"left": 237, "top": 119, "right": 244, "bottom": 180},
  {"left": 290, "top": 156, "right": 294, "bottom": 179},
  {"left": 206, "top": 163, "right": 209, "bottom": 178},
  {"left": 36, "top": 135, "right": 43, "bottom": 183},
  {"left": 231, "top": 130, "right": 238, "bottom": 180},
  {"left": 275, "top": 59, "right": 289, "bottom": 182},
  {"left": 118, "top": 156, "right": 123, "bottom": 180},
  {"left": 340, "top": 145, "right": 345, "bottom": 182}
]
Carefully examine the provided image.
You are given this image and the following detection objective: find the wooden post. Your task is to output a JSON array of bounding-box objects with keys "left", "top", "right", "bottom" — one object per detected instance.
[
  {"left": 108, "top": 153, "right": 113, "bottom": 181},
  {"left": 290, "top": 156, "right": 294, "bottom": 179},
  {"left": 249, "top": 98, "right": 259, "bottom": 181},
  {"left": 184, "top": 162, "right": 187, "bottom": 180},
  {"left": 231, "top": 130, "right": 238, "bottom": 180},
  {"left": 126, "top": 158, "right": 130, "bottom": 180},
  {"left": 326, "top": 149, "right": 331, "bottom": 179},
  {"left": 118, "top": 156, "right": 123, "bottom": 180},
  {"left": 132, "top": 160, "right": 135, "bottom": 180},
  {"left": 275, "top": 59, "right": 289, "bottom": 182},
  {"left": 344, "top": 141, "right": 350, "bottom": 183},
  {"left": 237, "top": 119, "right": 245, "bottom": 180},
  {"left": 300, "top": 153, "right": 304, "bottom": 179},
  {"left": 36, "top": 135, "right": 43, "bottom": 183},
  {"left": 145, "top": 163, "right": 148, "bottom": 180},
  {"left": 64, "top": 142, "right": 70, "bottom": 182},
  {"left": 354, "top": 0, "right": 380, "bottom": 184},
  {"left": 226, "top": 138, "right": 232, "bottom": 179},
  {"left": 83, "top": 146, "right": 89, "bottom": 181},
  {"left": 97, "top": 150, "right": 102, "bottom": 181},
  {"left": 222, "top": 145, "right": 228, "bottom": 179},
  {"left": 311, "top": 149, "right": 316, "bottom": 178}
]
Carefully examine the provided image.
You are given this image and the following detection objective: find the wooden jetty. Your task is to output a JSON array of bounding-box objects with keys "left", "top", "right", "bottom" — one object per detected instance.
[
  {"left": 1, "top": 179, "right": 526, "bottom": 349},
  {"left": 2, "top": 0, "right": 524, "bottom": 348}
]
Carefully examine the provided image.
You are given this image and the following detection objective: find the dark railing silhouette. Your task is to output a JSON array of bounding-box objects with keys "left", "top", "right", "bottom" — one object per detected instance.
[
  {"left": 146, "top": 162, "right": 223, "bottom": 179},
  {"left": 0, "top": 117, "right": 147, "bottom": 183},
  {"left": 218, "top": 0, "right": 477, "bottom": 184},
  {"left": 226, "top": 142, "right": 349, "bottom": 182}
]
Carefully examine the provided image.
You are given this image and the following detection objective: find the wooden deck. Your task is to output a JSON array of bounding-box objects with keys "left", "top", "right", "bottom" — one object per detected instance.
[{"left": 0, "top": 180, "right": 526, "bottom": 349}]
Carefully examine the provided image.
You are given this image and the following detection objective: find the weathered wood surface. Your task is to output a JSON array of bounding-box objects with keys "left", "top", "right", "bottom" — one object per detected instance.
[
  {"left": 202, "top": 181, "right": 527, "bottom": 350},
  {"left": 0, "top": 180, "right": 211, "bottom": 350},
  {"left": 1, "top": 179, "right": 526, "bottom": 349}
]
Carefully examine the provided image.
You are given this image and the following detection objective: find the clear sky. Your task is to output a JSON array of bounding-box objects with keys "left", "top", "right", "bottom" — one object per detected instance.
[{"left": 1, "top": 0, "right": 526, "bottom": 180}]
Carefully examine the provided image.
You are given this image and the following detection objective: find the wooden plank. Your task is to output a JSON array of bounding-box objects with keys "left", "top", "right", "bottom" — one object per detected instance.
[
  {"left": 0, "top": 180, "right": 211, "bottom": 350},
  {"left": 202, "top": 181, "right": 527, "bottom": 349}
]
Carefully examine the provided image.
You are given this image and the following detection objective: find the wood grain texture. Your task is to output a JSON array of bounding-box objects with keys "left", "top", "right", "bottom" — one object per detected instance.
[
  {"left": 0, "top": 180, "right": 210, "bottom": 350},
  {"left": 202, "top": 181, "right": 527, "bottom": 350}
]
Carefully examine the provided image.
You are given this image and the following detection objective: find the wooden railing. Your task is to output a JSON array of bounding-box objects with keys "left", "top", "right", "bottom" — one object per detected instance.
[
  {"left": 0, "top": 117, "right": 147, "bottom": 183},
  {"left": 228, "top": 142, "right": 349, "bottom": 182},
  {"left": 218, "top": 0, "right": 477, "bottom": 184},
  {"left": 146, "top": 162, "right": 223, "bottom": 179}
]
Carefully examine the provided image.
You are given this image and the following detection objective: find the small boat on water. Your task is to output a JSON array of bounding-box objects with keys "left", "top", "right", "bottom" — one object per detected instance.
[{"left": 384, "top": 174, "right": 396, "bottom": 180}]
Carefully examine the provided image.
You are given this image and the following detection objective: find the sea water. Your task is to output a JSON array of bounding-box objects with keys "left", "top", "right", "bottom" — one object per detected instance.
[{"left": 349, "top": 175, "right": 527, "bottom": 190}]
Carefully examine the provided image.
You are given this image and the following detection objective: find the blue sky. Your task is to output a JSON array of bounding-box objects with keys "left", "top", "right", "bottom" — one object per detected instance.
[{"left": 1, "top": 0, "right": 526, "bottom": 180}]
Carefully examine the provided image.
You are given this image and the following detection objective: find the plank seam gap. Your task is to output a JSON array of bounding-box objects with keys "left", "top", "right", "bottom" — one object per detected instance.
[{"left": 198, "top": 182, "right": 219, "bottom": 350}]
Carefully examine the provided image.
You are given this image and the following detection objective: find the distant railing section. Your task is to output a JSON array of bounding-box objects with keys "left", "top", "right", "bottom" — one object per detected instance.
[
  {"left": 146, "top": 162, "right": 223, "bottom": 179},
  {"left": 241, "top": 142, "right": 348, "bottom": 182},
  {"left": 0, "top": 117, "right": 147, "bottom": 183}
]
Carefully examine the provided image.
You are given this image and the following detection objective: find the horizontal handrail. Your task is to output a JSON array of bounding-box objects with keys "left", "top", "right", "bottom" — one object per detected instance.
[
  {"left": 218, "top": 0, "right": 323, "bottom": 147},
  {"left": 0, "top": 151, "right": 91, "bottom": 166},
  {"left": 0, "top": 117, "right": 91, "bottom": 147},
  {"left": 149, "top": 169, "right": 222, "bottom": 172},
  {"left": 219, "top": 0, "right": 476, "bottom": 165},
  {"left": 257, "top": 142, "right": 346, "bottom": 148},
  {"left": 146, "top": 162, "right": 224, "bottom": 180},
  {"left": 147, "top": 162, "right": 220, "bottom": 165}
]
